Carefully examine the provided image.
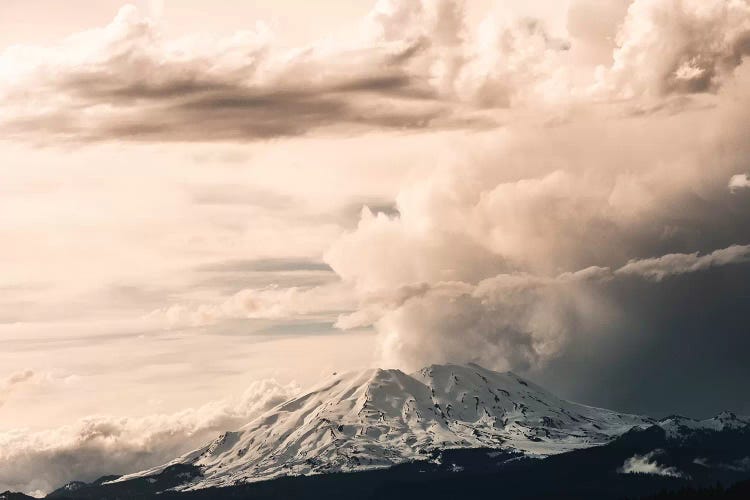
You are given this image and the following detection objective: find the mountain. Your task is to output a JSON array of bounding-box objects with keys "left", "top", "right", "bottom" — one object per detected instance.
[
  {"left": 45, "top": 423, "right": 750, "bottom": 500},
  {"left": 39, "top": 363, "right": 750, "bottom": 499},
  {"left": 106, "top": 363, "right": 650, "bottom": 491}
]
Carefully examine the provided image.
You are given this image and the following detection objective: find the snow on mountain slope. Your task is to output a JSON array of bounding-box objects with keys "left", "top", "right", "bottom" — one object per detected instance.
[
  {"left": 114, "top": 363, "right": 653, "bottom": 491},
  {"left": 658, "top": 411, "right": 750, "bottom": 439}
]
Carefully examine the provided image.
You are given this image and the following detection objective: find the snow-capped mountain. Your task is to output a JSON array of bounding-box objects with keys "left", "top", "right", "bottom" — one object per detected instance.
[
  {"left": 114, "top": 363, "right": 653, "bottom": 491},
  {"left": 658, "top": 412, "right": 750, "bottom": 439}
]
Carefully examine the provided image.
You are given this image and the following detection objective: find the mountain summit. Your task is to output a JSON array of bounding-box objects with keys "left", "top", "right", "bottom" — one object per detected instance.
[{"left": 114, "top": 363, "right": 652, "bottom": 491}]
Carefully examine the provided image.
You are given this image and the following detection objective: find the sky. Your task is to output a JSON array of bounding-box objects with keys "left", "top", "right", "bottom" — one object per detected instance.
[{"left": 1, "top": 0, "right": 750, "bottom": 495}]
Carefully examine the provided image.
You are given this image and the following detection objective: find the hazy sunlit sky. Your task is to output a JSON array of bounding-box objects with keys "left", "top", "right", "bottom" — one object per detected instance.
[{"left": 2, "top": 0, "right": 750, "bottom": 494}]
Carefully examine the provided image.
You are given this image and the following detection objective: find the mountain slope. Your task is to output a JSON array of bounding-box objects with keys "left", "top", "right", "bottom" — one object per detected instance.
[
  {"left": 112, "top": 363, "right": 652, "bottom": 491},
  {"left": 48, "top": 421, "right": 750, "bottom": 500}
]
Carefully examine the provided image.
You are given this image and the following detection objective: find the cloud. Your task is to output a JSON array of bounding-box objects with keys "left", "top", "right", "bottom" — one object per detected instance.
[
  {"left": 598, "top": 0, "right": 750, "bottom": 98},
  {"left": 371, "top": 270, "right": 612, "bottom": 371},
  {"left": 323, "top": 45, "right": 750, "bottom": 372},
  {"left": 194, "top": 258, "right": 333, "bottom": 273},
  {"left": 0, "top": 2, "right": 461, "bottom": 143},
  {"left": 722, "top": 457, "right": 750, "bottom": 472},
  {"left": 6, "top": 0, "right": 747, "bottom": 142},
  {"left": 0, "top": 370, "right": 78, "bottom": 408},
  {"left": 329, "top": 237, "right": 750, "bottom": 371},
  {"left": 619, "top": 450, "right": 687, "bottom": 478},
  {"left": 0, "top": 3, "right": 446, "bottom": 142},
  {"left": 0, "top": 379, "right": 299, "bottom": 495},
  {"left": 729, "top": 173, "right": 750, "bottom": 192},
  {"left": 0, "top": 370, "right": 35, "bottom": 407},
  {"left": 616, "top": 244, "right": 750, "bottom": 281},
  {"left": 148, "top": 282, "right": 354, "bottom": 329}
]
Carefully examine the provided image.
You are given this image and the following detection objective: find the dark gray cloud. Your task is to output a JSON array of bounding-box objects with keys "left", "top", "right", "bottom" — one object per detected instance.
[{"left": 535, "top": 262, "right": 750, "bottom": 419}]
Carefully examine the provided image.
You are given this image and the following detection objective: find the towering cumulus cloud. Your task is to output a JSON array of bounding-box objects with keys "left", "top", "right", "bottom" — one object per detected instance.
[{"left": 323, "top": 0, "right": 750, "bottom": 371}]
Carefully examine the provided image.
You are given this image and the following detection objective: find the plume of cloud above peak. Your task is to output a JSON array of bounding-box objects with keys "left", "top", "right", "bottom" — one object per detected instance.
[{"left": 323, "top": 42, "right": 750, "bottom": 371}]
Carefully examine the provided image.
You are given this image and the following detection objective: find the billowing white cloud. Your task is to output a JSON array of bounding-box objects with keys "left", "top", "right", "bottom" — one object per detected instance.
[
  {"left": 323, "top": 76, "right": 750, "bottom": 367},
  {"left": 0, "top": 379, "right": 299, "bottom": 495},
  {"left": 371, "top": 269, "right": 613, "bottom": 371},
  {"left": 598, "top": 0, "right": 750, "bottom": 98},
  {"left": 729, "top": 173, "right": 750, "bottom": 192},
  {"left": 619, "top": 450, "right": 686, "bottom": 478},
  {"left": 324, "top": 56, "right": 750, "bottom": 370},
  {"left": 331, "top": 240, "right": 750, "bottom": 371}
]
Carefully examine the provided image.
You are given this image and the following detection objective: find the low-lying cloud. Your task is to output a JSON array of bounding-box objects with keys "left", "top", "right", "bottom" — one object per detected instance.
[
  {"left": 619, "top": 450, "right": 686, "bottom": 478},
  {"left": 0, "top": 379, "right": 299, "bottom": 495}
]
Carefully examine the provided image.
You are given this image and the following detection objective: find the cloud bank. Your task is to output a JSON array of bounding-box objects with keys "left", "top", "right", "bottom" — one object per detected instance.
[
  {"left": 0, "top": 379, "right": 299, "bottom": 495},
  {"left": 3, "top": 0, "right": 750, "bottom": 142}
]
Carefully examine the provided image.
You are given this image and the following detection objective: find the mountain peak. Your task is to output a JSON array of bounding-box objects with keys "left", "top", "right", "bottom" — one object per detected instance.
[{"left": 114, "top": 362, "right": 653, "bottom": 491}]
